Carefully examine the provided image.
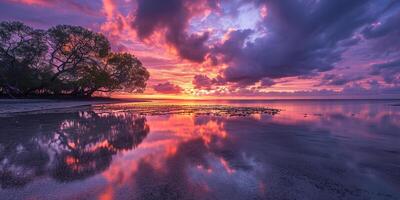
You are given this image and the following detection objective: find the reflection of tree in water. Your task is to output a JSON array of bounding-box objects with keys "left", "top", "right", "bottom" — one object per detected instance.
[{"left": 0, "top": 111, "right": 149, "bottom": 188}]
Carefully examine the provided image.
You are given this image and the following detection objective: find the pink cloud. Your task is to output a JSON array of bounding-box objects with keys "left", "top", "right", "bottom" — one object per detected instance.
[{"left": 8, "top": 0, "right": 101, "bottom": 16}]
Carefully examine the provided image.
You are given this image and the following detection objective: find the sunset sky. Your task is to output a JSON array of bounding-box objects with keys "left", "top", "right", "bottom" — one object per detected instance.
[{"left": 1, "top": 0, "right": 400, "bottom": 99}]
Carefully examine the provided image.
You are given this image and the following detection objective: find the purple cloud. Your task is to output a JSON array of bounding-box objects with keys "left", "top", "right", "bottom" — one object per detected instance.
[
  {"left": 153, "top": 82, "right": 183, "bottom": 94},
  {"left": 371, "top": 59, "right": 400, "bottom": 84},
  {"left": 213, "top": 0, "right": 399, "bottom": 86},
  {"left": 0, "top": 1, "right": 103, "bottom": 28},
  {"left": 192, "top": 74, "right": 225, "bottom": 90},
  {"left": 318, "top": 74, "right": 363, "bottom": 86},
  {"left": 132, "top": 0, "right": 220, "bottom": 62}
]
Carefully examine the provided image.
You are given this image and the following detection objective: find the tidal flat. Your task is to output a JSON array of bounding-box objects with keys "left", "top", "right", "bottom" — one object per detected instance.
[{"left": 0, "top": 99, "right": 399, "bottom": 200}]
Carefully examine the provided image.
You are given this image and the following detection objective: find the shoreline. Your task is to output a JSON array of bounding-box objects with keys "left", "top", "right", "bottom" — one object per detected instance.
[
  {"left": 0, "top": 98, "right": 145, "bottom": 115},
  {"left": 1, "top": 98, "right": 398, "bottom": 117}
]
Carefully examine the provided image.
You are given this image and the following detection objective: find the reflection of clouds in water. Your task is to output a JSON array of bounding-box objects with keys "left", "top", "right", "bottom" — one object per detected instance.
[
  {"left": 220, "top": 117, "right": 400, "bottom": 199},
  {"left": 0, "top": 111, "right": 149, "bottom": 188},
  {"left": 270, "top": 101, "right": 400, "bottom": 140},
  {"left": 269, "top": 100, "right": 400, "bottom": 124},
  {"left": 0, "top": 101, "right": 399, "bottom": 199},
  {"left": 133, "top": 138, "right": 264, "bottom": 200},
  {"left": 100, "top": 114, "right": 266, "bottom": 200},
  {"left": 108, "top": 107, "right": 400, "bottom": 199}
]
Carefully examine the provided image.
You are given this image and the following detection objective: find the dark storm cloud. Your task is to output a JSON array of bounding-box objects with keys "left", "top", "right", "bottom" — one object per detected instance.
[
  {"left": 193, "top": 74, "right": 214, "bottom": 90},
  {"left": 362, "top": 8, "right": 400, "bottom": 39},
  {"left": 260, "top": 78, "right": 275, "bottom": 87},
  {"left": 214, "top": 0, "right": 396, "bottom": 85},
  {"left": 371, "top": 59, "right": 400, "bottom": 84},
  {"left": 0, "top": 1, "right": 102, "bottom": 28},
  {"left": 318, "top": 74, "right": 363, "bottom": 86},
  {"left": 192, "top": 74, "right": 225, "bottom": 90},
  {"left": 213, "top": 29, "right": 253, "bottom": 62},
  {"left": 153, "top": 82, "right": 183, "bottom": 94},
  {"left": 362, "top": 8, "right": 400, "bottom": 55},
  {"left": 132, "top": 0, "right": 219, "bottom": 62},
  {"left": 4, "top": 0, "right": 102, "bottom": 16}
]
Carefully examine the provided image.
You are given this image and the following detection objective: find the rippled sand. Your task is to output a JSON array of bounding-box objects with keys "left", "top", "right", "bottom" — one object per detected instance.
[{"left": 95, "top": 104, "right": 280, "bottom": 116}]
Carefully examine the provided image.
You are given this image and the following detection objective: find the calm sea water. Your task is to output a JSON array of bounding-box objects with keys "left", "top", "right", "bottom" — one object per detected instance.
[{"left": 0, "top": 99, "right": 399, "bottom": 200}]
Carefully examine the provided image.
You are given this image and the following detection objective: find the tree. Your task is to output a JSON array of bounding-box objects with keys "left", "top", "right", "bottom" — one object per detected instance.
[
  {"left": 0, "top": 21, "right": 150, "bottom": 97},
  {"left": 45, "top": 25, "right": 111, "bottom": 95},
  {"left": 104, "top": 53, "right": 150, "bottom": 94},
  {"left": 0, "top": 21, "right": 48, "bottom": 97}
]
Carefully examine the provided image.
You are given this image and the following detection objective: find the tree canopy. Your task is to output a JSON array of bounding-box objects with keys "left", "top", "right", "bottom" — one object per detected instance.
[{"left": 0, "top": 21, "right": 149, "bottom": 97}]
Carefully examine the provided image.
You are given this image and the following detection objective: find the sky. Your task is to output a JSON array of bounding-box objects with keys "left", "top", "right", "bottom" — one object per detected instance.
[{"left": 1, "top": 0, "right": 400, "bottom": 99}]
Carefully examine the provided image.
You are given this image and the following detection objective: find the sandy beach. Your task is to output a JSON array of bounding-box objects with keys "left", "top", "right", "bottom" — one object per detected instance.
[{"left": 0, "top": 98, "right": 139, "bottom": 115}]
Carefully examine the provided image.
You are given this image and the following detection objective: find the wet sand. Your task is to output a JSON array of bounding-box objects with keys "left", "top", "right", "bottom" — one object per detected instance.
[
  {"left": 95, "top": 103, "right": 280, "bottom": 116},
  {"left": 0, "top": 99, "right": 399, "bottom": 200},
  {"left": 0, "top": 98, "right": 140, "bottom": 116}
]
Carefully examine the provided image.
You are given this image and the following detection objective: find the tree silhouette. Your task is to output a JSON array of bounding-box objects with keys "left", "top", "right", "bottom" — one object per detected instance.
[
  {"left": 0, "top": 21, "right": 150, "bottom": 97},
  {"left": 0, "top": 21, "right": 49, "bottom": 97}
]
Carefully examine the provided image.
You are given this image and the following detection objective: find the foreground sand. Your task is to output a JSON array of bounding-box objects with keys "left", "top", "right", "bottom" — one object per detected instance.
[
  {"left": 0, "top": 100, "right": 399, "bottom": 200},
  {"left": 0, "top": 98, "right": 134, "bottom": 115}
]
